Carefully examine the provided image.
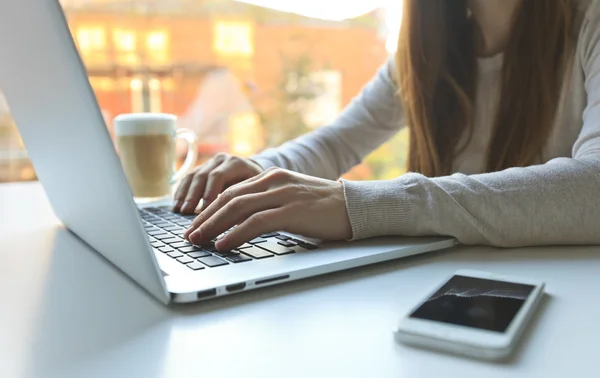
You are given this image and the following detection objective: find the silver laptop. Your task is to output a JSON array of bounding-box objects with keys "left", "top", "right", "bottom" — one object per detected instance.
[{"left": 0, "top": 0, "right": 455, "bottom": 304}]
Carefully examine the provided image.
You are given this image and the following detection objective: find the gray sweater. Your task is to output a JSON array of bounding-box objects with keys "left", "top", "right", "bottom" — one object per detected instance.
[{"left": 253, "top": 0, "right": 600, "bottom": 247}]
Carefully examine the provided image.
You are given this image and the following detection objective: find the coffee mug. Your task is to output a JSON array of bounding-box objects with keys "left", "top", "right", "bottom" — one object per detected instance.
[{"left": 114, "top": 113, "right": 198, "bottom": 203}]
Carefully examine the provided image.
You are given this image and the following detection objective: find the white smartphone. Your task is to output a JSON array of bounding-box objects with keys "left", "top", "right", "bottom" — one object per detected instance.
[{"left": 394, "top": 269, "right": 545, "bottom": 361}]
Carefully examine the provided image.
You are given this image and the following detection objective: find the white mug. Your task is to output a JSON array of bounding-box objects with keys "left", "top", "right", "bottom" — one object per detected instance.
[{"left": 114, "top": 113, "right": 198, "bottom": 203}]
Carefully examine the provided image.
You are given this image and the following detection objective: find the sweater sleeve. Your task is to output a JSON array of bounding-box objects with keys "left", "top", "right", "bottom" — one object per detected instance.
[
  {"left": 342, "top": 4, "right": 600, "bottom": 247},
  {"left": 252, "top": 58, "right": 404, "bottom": 180}
]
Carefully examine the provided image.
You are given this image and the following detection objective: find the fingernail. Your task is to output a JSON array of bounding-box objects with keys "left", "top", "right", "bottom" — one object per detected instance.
[
  {"left": 200, "top": 199, "right": 210, "bottom": 211},
  {"left": 172, "top": 200, "right": 182, "bottom": 211},
  {"left": 189, "top": 230, "right": 201, "bottom": 241},
  {"left": 215, "top": 239, "right": 227, "bottom": 251}
]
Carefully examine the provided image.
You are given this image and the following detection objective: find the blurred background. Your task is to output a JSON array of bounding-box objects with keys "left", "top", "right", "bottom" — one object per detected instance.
[{"left": 0, "top": 0, "right": 408, "bottom": 183}]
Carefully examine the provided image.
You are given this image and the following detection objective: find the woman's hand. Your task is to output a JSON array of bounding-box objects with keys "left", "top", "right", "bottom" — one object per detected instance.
[
  {"left": 173, "top": 153, "right": 264, "bottom": 214},
  {"left": 183, "top": 167, "right": 353, "bottom": 250}
]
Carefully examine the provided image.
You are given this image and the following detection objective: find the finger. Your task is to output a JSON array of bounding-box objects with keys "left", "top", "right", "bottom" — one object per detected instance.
[
  {"left": 186, "top": 176, "right": 269, "bottom": 236},
  {"left": 215, "top": 208, "right": 288, "bottom": 250},
  {"left": 180, "top": 159, "right": 223, "bottom": 214},
  {"left": 200, "top": 160, "right": 249, "bottom": 211},
  {"left": 187, "top": 191, "right": 282, "bottom": 246},
  {"left": 172, "top": 174, "right": 193, "bottom": 212}
]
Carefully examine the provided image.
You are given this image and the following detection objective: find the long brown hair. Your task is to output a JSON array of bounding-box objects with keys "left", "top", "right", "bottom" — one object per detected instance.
[{"left": 396, "top": 0, "right": 574, "bottom": 177}]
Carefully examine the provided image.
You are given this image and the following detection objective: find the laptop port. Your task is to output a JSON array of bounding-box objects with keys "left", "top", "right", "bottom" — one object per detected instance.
[
  {"left": 197, "top": 288, "right": 217, "bottom": 299},
  {"left": 225, "top": 282, "right": 246, "bottom": 292},
  {"left": 255, "top": 275, "right": 290, "bottom": 286}
]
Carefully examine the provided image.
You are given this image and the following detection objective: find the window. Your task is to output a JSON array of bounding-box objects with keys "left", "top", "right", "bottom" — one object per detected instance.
[
  {"left": 146, "top": 31, "right": 169, "bottom": 64},
  {"left": 3, "top": 0, "right": 407, "bottom": 183},
  {"left": 129, "top": 78, "right": 143, "bottom": 113},
  {"left": 148, "top": 78, "right": 162, "bottom": 113},
  {"left": 77, "top": 27, "right": 105, "bottom": 52},
  {"left": 113, "top": 28, "right": 138, "bottom": 65},
  {"left": 89, "top": 77, "right": 116, "bottom": 91},
  {"left": 76, "top": 26, "right": 107, "bottom": 64},
  {"left": 213, "top": 21, "right": 254, "bottom": 57},
  {"left": 130, "top": 78, "right": 162, "bottom": 113}
]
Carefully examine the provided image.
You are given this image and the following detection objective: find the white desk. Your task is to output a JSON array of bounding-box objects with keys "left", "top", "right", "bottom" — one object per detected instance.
[{"left": 1, "top": 182, "right": 599, "bottom": 378}]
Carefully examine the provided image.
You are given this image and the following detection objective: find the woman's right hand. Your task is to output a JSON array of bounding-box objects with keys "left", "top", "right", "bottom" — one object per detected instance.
[{"left": 173, "top": 153, "right": 264, "bottom": 214}]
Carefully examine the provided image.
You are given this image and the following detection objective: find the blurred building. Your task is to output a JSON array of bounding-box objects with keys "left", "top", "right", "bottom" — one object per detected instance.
[
  {"left": 62, "top": 0, "right": 388, "bottom": 159},
  {"left": 1, "top": 0, "right": 390, "bottom": 182}
]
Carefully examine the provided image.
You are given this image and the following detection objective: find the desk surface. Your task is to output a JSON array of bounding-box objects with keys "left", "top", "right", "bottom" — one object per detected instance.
[{"left": 1, "top": 182, "right": 599, "bottom": 378}]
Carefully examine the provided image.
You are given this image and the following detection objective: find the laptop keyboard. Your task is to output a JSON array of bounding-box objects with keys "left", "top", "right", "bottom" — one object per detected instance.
[{"left": 140, "top": 206, "right": 318, "bottom": 271}]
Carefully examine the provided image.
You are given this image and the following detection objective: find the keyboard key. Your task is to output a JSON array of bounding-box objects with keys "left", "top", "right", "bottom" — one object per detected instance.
[
  {"left": 179, "top": 246, "right": 202, "bottom": 253},
  {"left": 260, "top": 232, "right": 279, "bottom": 238},
  {"left": 237, "top": 243, "right": 253, "bottom": 249},
  {"left": 162, "top": 225, "right": 183, "bottom": 232},
  {"left": 177, "top": 256, "right": 194, "bottom": 264},
  {"left": 172, "top": 231, "right": 186, "bottom": 237},
  {"left": 276, "top": 235, "right": 291, "bottom": 241},
  {"left": 154, "top": 233, "right": 174, "bottom": 240},
  {"left": 187, "top": 251, "right": 212, "bottom": 259},
  {"left": 227, "top": 254, "right": 252, "bottom": 263},
  {"left": 153, "top": 222, "right": 172, "bottom": 228},
  {"left": 198, "top": 256, "right": 229, "bottom": 267},
  {"left": 167, "top": 251, "right": 184, "bottom": 258},
  {"left": 202, "top": 244, "right": 218, "bottom": 252},
  {"left": 159, "top": 246, "right": 175, "bottom": 253},
  {"left": 186, "top": 261, "right": 205, "bottom": 271},
  {"left": 150, "top": 241, "right": 164, "bottom": 248},
  {"left": 297, "top": 241, "right": 318, "bottom": 250},
  {"left": 277, "top": 240, "right": 296, "bottom": 248},
  {"left": 249, "top": 237, "right": 267, "bottom": 245},
  {"left": 148, "top": 230, "right": 166, "bottom": 236},
  {"left": 163, "top": 237, "right": 183, "bottom": 244},
  {"left": 258, "top": 242, "right": 295, "bottom": 256},
  {"left": 171, "top": 241, "right": 192, "bottom": 248},
  {"left": 241, "top": 246, "right": 274, "bottom": 259},
  {"left": 175, "top": 220, "right": 192, "bottom": 227},
  {"left": 213, "top": 250, "right": 237, "bottom": 257}
]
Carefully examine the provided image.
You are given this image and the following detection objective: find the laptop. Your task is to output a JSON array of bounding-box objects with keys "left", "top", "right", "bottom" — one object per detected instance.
[{"left": 0, "top": 0, "right": 455, "bottom": 304}]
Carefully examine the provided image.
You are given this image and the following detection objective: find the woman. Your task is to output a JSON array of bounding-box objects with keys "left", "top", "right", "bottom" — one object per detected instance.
[{"left": 175, "top": 0, "right": 600, "bottom": 251}]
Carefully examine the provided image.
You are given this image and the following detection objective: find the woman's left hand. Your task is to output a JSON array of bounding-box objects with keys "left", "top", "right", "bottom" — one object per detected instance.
[{"left": 184, "top": 167, "right": 353, "bottom": 250}]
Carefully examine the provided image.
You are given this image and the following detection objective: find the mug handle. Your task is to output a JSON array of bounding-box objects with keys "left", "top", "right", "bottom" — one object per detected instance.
[{"left": 172, "top": 128, "right": 198, "bottom": 184}]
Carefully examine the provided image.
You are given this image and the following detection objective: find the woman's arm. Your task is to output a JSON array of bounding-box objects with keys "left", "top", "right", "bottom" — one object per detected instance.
[
  {"left": 343, "top": 7, "right": 600, "bottom": 248},
  {"left": 252, "top": 59, "right": 404, "bottom": 180}
]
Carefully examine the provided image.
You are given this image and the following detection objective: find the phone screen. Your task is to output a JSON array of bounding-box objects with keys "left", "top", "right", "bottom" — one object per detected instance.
[{"left": 410, "top": 275, "right": 535, "bottom": 333}]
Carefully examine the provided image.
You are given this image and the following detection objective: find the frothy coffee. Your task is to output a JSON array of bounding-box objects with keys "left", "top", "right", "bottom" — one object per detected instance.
[
  {"left": 114, "top": 113, "right": 177, "bottom": 201},
  {"left": 117, "top": 134, "right": 174, "bottom": 198}
]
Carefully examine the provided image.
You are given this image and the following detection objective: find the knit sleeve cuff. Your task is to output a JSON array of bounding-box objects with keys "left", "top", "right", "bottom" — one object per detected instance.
[{"left": 340, "top": 178, "right": 415, "bottom": 241}]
